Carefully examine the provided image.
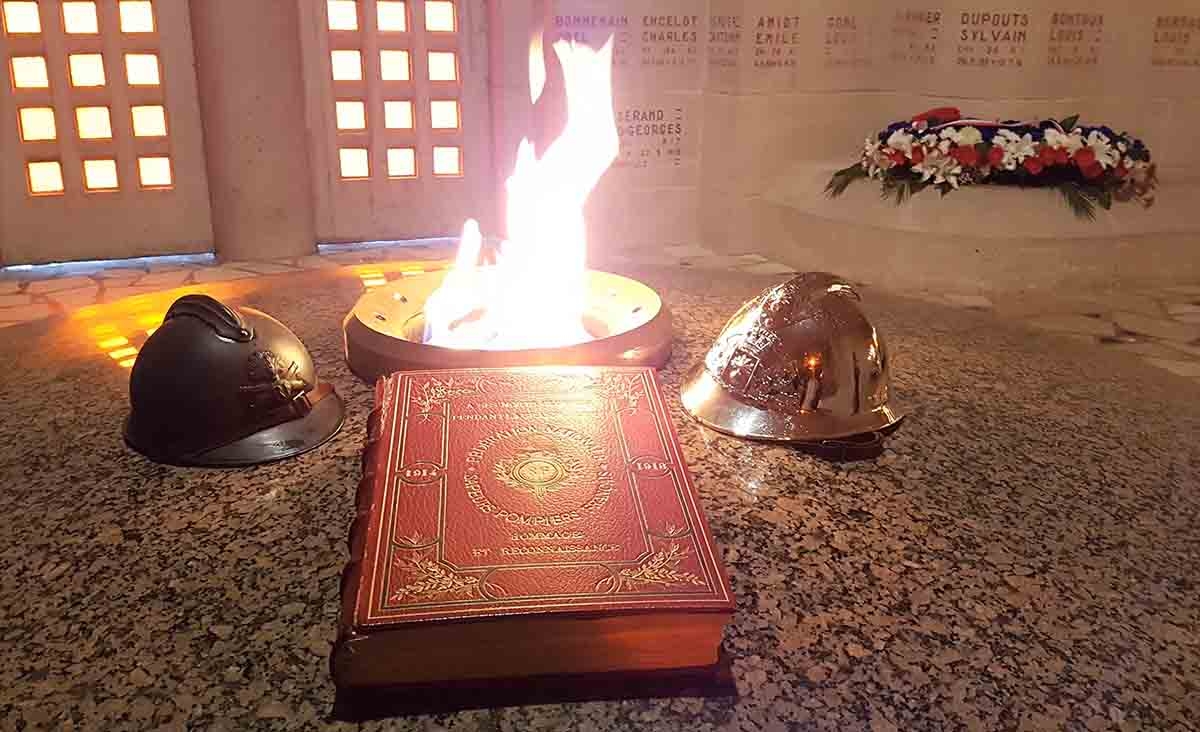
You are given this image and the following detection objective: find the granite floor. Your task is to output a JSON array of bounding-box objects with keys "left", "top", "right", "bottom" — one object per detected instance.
[
  {"left": 0, "top": 255, "right": 1198, "bottom": 731},
  {"left": 3, "top": 243, "right": 1199, "bottom": 386}
]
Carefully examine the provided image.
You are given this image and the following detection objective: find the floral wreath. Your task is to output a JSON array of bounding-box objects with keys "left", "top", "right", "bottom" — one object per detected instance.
[{"left": 826, "top": 107, "right": 1158, "bottom": 219}]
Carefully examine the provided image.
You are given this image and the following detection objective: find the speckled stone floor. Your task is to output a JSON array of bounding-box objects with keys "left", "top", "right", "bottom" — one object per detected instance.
[{"left": 1, "top": 265, "right": 1198, "bottom": 731}]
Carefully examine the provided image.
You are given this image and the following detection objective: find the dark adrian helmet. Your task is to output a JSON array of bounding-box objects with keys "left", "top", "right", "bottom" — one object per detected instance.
[
  {"left": 680, "top": 272, "right": 903, "bottom": 443},
  {"left": 124, "top": 294, "right": 345, "bottom": 467}
]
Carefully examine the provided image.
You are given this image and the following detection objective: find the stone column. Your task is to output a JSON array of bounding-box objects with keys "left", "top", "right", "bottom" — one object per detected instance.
[{"left": 188, "top": 0, "right": 315, "bottom": 261}]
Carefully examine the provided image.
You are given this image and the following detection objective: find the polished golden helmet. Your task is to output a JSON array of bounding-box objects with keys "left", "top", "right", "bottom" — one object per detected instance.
[{"left": 680, "top": 272, "right": 903, "bottom": 443}]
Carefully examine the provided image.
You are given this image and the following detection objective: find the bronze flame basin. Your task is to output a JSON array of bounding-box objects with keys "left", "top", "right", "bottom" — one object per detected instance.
[{"left": 343, "top": 269, "right": 672, "bottom": 382}]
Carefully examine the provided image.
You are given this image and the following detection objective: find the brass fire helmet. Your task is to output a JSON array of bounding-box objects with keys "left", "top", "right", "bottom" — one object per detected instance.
[
  {"left": 680, "top": 272, "right": 903, "bottom": 443},
  {"left": 124, "top": 295, "right": 345, "bottom": 467}
]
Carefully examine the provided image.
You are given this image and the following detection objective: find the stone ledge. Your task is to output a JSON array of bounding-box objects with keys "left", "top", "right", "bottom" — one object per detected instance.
[
  {"left": 700, "top": 192, "right": 1200, "bottom": 293},
  {"left": 758, "top": 161, "right": 1200, "bottom": 241}
]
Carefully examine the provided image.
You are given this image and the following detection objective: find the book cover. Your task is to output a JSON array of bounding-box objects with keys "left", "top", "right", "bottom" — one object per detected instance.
[
  {"left": 334, "top": 366, "right": 734, "bottom": 686},
  {"left": 340, "top": 362, "right": 729, "bottom": 619}
]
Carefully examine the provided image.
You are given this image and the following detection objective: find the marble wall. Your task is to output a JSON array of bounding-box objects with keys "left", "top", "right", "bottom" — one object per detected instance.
[{"left": 494, "top": 0, "right": 1200, "bottom": 290}]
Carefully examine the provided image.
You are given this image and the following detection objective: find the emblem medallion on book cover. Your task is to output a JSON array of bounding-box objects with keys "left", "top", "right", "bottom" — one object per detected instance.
[
  {"left": 495, "top": 449, "right": 576, "bottom": 501},
  {"left": 469, "top": 426, "right": 614, "bottom": 518}
]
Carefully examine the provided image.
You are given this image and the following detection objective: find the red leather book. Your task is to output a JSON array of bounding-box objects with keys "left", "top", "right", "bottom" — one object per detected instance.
[{"left": 332, "top": 366, "right": 734, "bottom": 689}]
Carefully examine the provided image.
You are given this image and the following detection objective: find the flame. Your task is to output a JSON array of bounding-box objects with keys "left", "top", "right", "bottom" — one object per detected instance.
[
  {"left": 528, "top": 30, "right": 546, "bottom": 106},
  {"left": 422, "top": 37, "right": 619, "bottom": 350}
]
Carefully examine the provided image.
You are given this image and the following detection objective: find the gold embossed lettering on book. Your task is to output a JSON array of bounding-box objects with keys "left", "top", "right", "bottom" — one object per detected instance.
[{"left": 332, "top": 366, "right": 734, "bottom": 688}]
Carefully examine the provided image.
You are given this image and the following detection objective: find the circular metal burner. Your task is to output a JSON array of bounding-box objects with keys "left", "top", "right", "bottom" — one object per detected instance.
[{"left": 342, "top": 269, "right": 672, "bottom": 381}]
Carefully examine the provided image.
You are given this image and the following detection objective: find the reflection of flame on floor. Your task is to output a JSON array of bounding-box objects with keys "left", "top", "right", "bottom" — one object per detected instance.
[
  {"left": 86, "top": 311, "right": 165, "bottom": 368},
  {"left": 355, "top": 263, "right": 449, "bottom": 290},
  {"left": 67, "top": 260, "right": 453, "bottom": 370},
  {"left": 357, "top": 267, "right": 388, "bottom": 289},
  {"left": 72, "top": 284, "right": 238, "bottom": 370}
]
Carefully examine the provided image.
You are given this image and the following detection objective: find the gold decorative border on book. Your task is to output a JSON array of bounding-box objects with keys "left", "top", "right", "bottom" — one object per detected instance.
[
  {"left": 390, "top": 554, "right": 511, "bottom": 603},
  {"left": 391, "top": 554, "right": 480, "bottom": 602},
  {"left": 594, "top": 371, "right": 645, "bottom": 414},
  {"left": 594, "top": 544, "right": 707, "bottom": 594},
  {"left": 411, "top": 375, "right": 488, "bottom": 420}
]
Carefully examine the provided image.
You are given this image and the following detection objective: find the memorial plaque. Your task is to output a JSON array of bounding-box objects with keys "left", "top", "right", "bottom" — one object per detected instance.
[
  {"left": 740, "top": 1, "right": 878, "bottom": 92},
  {"left": 548, "top": 9, "right": 634, "bottom": 75},
  {"left": 751, "top": 11, "right": 806, "bottom": 79},
  {"left": 1019, "top": 8, "right": 1117, "bottom": 97},
  {"left": 823, "top": 12, "right": 873, "bottom": 70},
  {"left": 888, "top": 9, "right": 944, "bottom": 68},
  {"left": 609, "top": 93, "right": 699, "bottom": 188},
  {"left": 637, "top": 10, "right": 703, "bottom": 88},
  {"left": 1150, "top": 14, "right": 1200, "bottom": 69},
  {"left": 954, "top": 10, "right": 1031, "bottom": 70},
  {"left": 707, "top": 4, "right": 744, "bottom": 91},
  {"left": 914, "top": 5, "right": 1052, "bottom": 97},
  {"left": 552, "top": 1, "right": 704, "bottom": 91},
  {"left": 1046, "top": 12, "right": 1104, "bottom": 68}
]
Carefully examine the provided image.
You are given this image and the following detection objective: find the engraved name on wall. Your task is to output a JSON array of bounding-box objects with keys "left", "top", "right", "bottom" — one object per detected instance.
[
  {"left": 550, "top": 3, "right": 702, "bottom": 89},
  {"left": 1151, "top": 15, "right": 1200, "bottom": 69},
  {"left": 529, "top": 1, "right": 1197, "bottom": 192},
  {"left": 541, "top": 2, "right": 1198, "bottom": 93},
  {"left": 1047, "top": 12, "right": 1103, "bottom": 68},
  {"left": 889, "top": 9, "right": 943, "bottom": 68},
  {"left": 955, "top": 10, "right": 1029, "bottom": 69}
]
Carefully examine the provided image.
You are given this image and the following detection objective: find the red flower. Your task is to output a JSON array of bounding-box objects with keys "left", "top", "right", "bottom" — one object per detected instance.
[
  {"left": 1023, "top": 157, "right": 1044, "bottom": 175},
  {"left": 986, "top": 145, "right": 1005, "bottom": 167},
  {"left": 909, "top": 146, "right": 925, "bottom": 164},
  {"left": 1038, "top": 145, "right": 1058, "bottom": 165},
  {"left": 887, "top": 149, "right": 907, "bottom": 166},
  {"left": 1073, "top": 148, "right": 1096, "bottom": 167},
  {"left": 1081, "top": 161, "right": 1103, "bottom": 179},
  {"left": 950, "top": 145, "right": 979, "bottom": 167},
  {"left": 1114, "top": 163, "right": 1129, "bottom": 178},
  {"left": 1054, "top": 148, "right": 1070, "bottom": 165},
  {"left": 912, "top": 107, "right": 962, "bottom": 125}
]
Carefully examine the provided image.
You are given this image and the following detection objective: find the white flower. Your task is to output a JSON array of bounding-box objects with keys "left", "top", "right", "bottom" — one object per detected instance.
[
  {"left": 1085, "top": 130, "right": 1120, "bottom": 169},
  {"left": 959, "top": 126, "right": 984, "bottom": 146},
  {"left": 939, "top": 126, "right": 983, "bottom": 147},
  {"left": 886, "top": 129, "right": 914, "bottom": 156},
  {"left": 919, "top": 133, "right": 939, "bottom": 148},
  {"left": 1043, "top": 127, "right": 1084, "bottom": 153},
  {"left": 994, "top": 129, "right": 1037, "bottom": 170},
  {"left": 862, "top": 139, "right": 885, "bottom": 177},
  {"left": 913, "top": 150, "right": 963, "bottom": 188}
]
